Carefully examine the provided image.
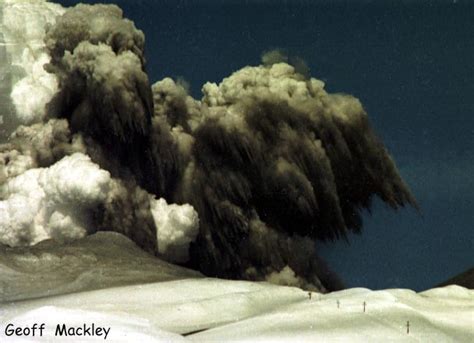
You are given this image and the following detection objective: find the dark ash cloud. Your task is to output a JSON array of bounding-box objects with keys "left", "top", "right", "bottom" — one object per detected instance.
[
  {"left": 2, "top": 3, "right": 416, "bottom": 292},
  {"left": 146, "top": 63, "right": 416, "bottom": 290},
  {"left": 44, "top": 4, "right": 158, "bottom": 195}
]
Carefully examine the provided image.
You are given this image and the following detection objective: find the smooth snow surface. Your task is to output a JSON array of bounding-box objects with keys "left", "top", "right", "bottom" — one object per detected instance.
[
  {"left": 1, "top": 232, "right": 472, "bottom": 342},
  {"left": 1, "top": 281, "right": 472, "bottom": 342}
]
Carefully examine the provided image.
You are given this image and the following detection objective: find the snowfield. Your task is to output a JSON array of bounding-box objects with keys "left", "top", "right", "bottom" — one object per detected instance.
[{"left": 0, "top": 233, "right": 472, "bottom": 342}]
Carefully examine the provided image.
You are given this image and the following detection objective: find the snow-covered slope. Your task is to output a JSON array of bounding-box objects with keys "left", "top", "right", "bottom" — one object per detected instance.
[
  {"left": 190, "top": 286, "right": 474, "bottom": 342},
  {"left": 1, "top": 280, "right": 472, "bottom": 342},
  {"left": 0, "top": 232, "right": 201, "bottom": 302},
  {"left": 0, "top": 233, "right": 472, "bottom": 342}
]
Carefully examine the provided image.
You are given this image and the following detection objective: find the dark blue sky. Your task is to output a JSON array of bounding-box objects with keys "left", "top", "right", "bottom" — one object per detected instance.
[{"left": 58, "top": 0, "right": 473, "bottom": 291}]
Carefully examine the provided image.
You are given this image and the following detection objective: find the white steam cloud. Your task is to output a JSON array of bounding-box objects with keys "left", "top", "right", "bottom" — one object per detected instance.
[
  {"left": 151, "top": 198, "right": 199, "bottom": 263},
  {"left": 1, "top": 0, "right": 64, "bottom": 127},
  {"left": 0, "top": 153, "right": 110, "bottom": 246}
]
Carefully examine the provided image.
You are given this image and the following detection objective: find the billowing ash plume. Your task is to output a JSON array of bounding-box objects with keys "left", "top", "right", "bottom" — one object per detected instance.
[
  {"left": 1, "top": 1, "right": 416, "bottom": 292},
  {"left": 0, "top": 1, "right": 197, "bottom": 263},
  {"left": 150, "top": 64, "right": 416, "bottom": 290},
  {"left": 261, "top": 49, "right": 311, "bottom": 78},
  {"left": 44, "top": 3, "right": 157, "bottom": 194}
]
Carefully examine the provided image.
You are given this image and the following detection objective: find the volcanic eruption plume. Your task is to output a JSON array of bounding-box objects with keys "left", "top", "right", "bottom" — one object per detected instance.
[{"left": 0, "top": 2, "right": 416, "bottom": 292}]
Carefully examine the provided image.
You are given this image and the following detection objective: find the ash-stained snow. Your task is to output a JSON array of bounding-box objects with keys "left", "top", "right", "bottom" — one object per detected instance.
[{"left": 0, "top": 232, "right": 201, "bottom": 302}]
